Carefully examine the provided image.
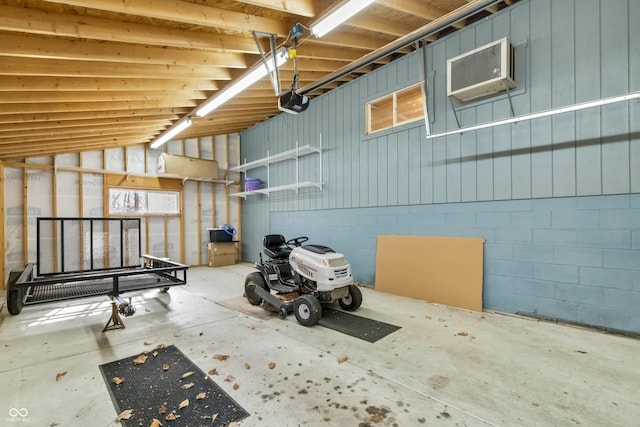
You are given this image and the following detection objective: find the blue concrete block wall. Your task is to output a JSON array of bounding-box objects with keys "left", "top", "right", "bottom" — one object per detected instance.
[{"left": 262, "top": 195, "right": 640, "bottom": 333}]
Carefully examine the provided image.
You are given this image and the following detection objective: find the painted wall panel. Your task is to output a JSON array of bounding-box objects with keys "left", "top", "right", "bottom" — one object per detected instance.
[{"left": 396, "top": 130, "right": 409, "bottom": 205}]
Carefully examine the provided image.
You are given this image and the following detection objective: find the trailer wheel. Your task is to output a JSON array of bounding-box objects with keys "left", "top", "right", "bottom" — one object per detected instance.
[
  {"left": 338, "top": 285, "right": 362, "bottom": 311},
  {"left": 6, "top": 271, "right": 23, "bottom": 315},
  {"left": 244, "top": 272, "right": 268, "bottom": 306},
  {"left": 293, "top": 294, "right": 322, "bottom": 326}
]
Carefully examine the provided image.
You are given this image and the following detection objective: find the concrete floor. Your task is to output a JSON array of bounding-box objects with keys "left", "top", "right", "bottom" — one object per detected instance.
[{"left": 0, "top": 263, "right": 639, "bottom": 427}]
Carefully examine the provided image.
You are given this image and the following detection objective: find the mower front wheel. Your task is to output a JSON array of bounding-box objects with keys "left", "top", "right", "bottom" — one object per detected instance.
[
  {"left": 338, "top": 284, "right": 362, "bottom": 311},
  {"left": 293, "top": 295, "right": 322, "bottom": 326},
  {"left": 244, "top": 272, "right": 269, "bottom": 305}
]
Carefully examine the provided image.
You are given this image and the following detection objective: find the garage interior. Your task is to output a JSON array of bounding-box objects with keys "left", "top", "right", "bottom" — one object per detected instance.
[{"left": 1, "top": 0, "right": 639, "bottom": 426}]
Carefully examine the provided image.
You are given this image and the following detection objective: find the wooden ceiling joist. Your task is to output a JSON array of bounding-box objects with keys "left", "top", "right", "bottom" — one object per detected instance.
[
  {"left": 0, "top": 33, "right": 248, "bottom": 67},
  {"left": 0, "top": 5, "right": 261, "bottom": 54},
  {"left": 40, "top": 0, "right": 290, "bottom": 35},
  {"left": 1, "top": 90, "right": 208, "bottom": 104},
  {"left": 0, "top": 99, "right": 199, "bottom": 115},
  {"left": 0, "top": 57, "right": 233, "bottom": 80}
]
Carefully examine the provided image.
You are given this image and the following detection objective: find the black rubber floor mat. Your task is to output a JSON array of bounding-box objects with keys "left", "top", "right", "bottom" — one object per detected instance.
[
  {"left": 318, "top": 307, "right": 401, "bottom": 343},
  {"left": 99, "top": 345, "right": 249, "bottom": 426}
]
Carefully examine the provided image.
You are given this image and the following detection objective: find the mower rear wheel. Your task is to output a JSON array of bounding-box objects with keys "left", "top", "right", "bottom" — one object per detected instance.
[
  {"left": 338, "top": 285, "right": 362, "bottom": 311},
  {"left": 245, "top": 272, "right": 268, "bottom": 305},
  {"left": 293, "top": 294, "right": 322, "bottom": 326}
]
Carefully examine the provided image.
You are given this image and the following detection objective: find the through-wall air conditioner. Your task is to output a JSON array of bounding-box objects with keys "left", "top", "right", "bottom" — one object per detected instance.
[{"left": 447, "top": 37, "right": 515, "bottom": 102}]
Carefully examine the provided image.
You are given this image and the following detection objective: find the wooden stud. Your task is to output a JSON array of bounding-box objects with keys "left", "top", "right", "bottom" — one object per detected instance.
[{"left": 0, "top": 162, "right": 4, "bottom": 289}]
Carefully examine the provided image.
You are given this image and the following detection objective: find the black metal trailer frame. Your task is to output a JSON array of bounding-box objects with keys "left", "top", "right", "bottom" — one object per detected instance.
[{"left": 5, "top": 217, "right": 188, "bottom": 329}]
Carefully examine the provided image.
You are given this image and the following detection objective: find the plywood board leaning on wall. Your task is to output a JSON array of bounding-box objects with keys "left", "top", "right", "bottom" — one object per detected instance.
[{"left": 375, "top": 235, "right": 485, "bottom": 311}]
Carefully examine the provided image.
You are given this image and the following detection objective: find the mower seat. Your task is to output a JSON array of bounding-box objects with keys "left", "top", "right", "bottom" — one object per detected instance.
[{"left": 263, "top": 234, "right": 291, "bottom": 259}]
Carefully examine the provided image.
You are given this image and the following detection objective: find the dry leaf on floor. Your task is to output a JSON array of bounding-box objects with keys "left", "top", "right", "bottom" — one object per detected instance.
[
  {"left": 268, "top": 362, "right": 276, "bottom": 369},
  {"left": 213, "top": 354, "right": 229, "bottom": 361},
  {"left": 196, "top": 392, "right": 206, "bottom": 400},
  {"left": 133, "top": 354, "right": 148, "bottom": 365},
  {"left": 144, "top": 341, "right": 153, "bottom": 346},
  {"left": 166, "top": 412, "right": 181, "bottom": 421},
  {"left": 181, "top": 382, "right": 194, "bottom": 389},
  {"left": 337, "top": 355, "right": 349, "bottom": 364},
  {"left": 158, "top": 405, "right": 167, "bottom": 414},
  {"left": 224, "top": 375, "right": 235, "bottom": 382},
  {"left": 233, "top": 383, "right": 240, "bottom": 390},
  {"left": 244, "top": 362, "right": 251, "bottom": 370},
  {"left": 153, "top": 351, "right": 159, "bottom": 357},
  {"left": 116, "top": 409, "right": 134, "bottom": 421},
  {"left": 55, "top": 371, "right": 67, "bottom": 381},
  {"left": 181, "top": 371, "right": 195, "bottom": 379},
  {"left": 438, "top": 318, "right": 446, "bottom": 322},
  {"left": 211, "top": 414, "right": 218, "bottom": 422},
  {"left": 426, "top": 315, "right": 432, "bottom": 319},
  {"left": 162, "top": 364, "right": 170, "bottom": 371},
  {"left": 208, "top": 368, "right": 218, "bottom": 375},
  {"left": 371, "top": 414, "right": 385, "bottom": 423},
  {"left": 457, "top": 332, "right": 469, "bottom": 337},
  {"left": 149, "top": 419, "right": 162, "bottom": 427},
  {"left": 156, "top": 343, "right": 167, "bottom": 349},
  {"left": 112, "top": 377, "right": 125, "bottom": 385},
  {"left": 179, "top": 399, "right": 189, "bottom": 409}
]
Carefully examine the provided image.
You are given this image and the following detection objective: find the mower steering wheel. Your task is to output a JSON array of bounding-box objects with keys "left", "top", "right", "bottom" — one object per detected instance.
[{"left": 286, "top": 236, "right": 309, "bottom": 247}]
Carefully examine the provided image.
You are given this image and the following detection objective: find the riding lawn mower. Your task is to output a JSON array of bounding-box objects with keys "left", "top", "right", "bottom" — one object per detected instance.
[{"left": 244, "top": 235, "right": 362, "bottom": 326}]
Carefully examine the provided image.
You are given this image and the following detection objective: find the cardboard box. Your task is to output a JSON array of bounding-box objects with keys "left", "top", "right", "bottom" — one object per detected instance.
[
  {"left": 208, "top": 242, "right": 236, "bottom": 267},
  {"left": 158, "top": 153, "right": 219, "bottom": 179},
  {"left": 375, "top": 235, "right": 485, "bottom": 311}
]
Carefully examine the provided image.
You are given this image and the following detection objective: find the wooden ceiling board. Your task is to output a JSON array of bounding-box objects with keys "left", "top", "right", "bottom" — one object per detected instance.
[{"left": 0, "top": 0, "right": 517, "bottom": 157}]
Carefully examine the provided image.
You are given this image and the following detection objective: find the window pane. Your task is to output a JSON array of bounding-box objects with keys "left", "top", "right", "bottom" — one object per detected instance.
[
  {"left": 396, "top": 85, "right": 424, "bottom": 124},
  {"left": 368, "top": 95, "right": 394, "bottom": 133}
]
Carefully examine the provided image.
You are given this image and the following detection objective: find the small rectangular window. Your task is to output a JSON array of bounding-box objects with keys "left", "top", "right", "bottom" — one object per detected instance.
[
  {"left": 366, "top": 83, "right": 424, "bottom": 135},
  {"left": 396, "top": 85, "right": 423, "bottom": 124},
  {"left": 368, "top": 94, "right": 394, "bottom": 133}
]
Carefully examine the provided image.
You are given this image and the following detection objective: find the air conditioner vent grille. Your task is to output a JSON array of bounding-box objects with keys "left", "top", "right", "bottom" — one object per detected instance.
[{"left": 447, "top": 37, "right": 515, "bottom": 102}]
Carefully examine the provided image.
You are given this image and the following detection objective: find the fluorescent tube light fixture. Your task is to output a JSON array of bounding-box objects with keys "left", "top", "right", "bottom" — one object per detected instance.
[
  {"left": 150, "top": 117, "right": 192, "bottom": 149},
  {"left": 426, "top": 91, "right": 640, "bottom": 139},
  {"left": 196, "top": 48, "right": 289, "bottom": 118},
  {"left": 311, "top": 0, "right": 375, "bottom": 38}
]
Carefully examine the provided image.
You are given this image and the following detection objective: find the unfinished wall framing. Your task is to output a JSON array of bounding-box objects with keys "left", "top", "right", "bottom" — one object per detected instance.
[{"left": 1, "top": 134, "right": 241, "bottom": 288}]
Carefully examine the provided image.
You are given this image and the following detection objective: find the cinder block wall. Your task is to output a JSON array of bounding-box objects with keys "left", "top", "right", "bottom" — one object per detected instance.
[{"left": 263, "top": 195, "right": 640, "bottom": 333}]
